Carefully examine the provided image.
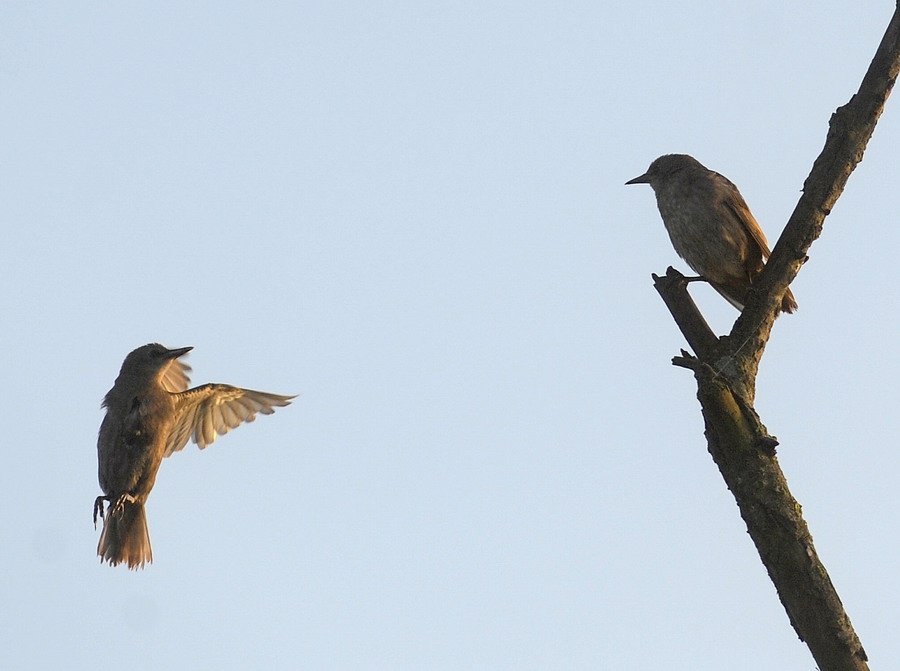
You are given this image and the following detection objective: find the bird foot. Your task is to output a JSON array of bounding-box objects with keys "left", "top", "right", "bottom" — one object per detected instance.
[
  {"left": 658, "top": 267, "right": 707, "bottom": 287},
  {"left": 93, "top": 496, "right": 110, "bottom": 527},
  {"left": 95, "top": 493, "right": 139, "bottom": 526},
  {"left": 111, "top": 493, "right": 138, "bottom": 516}
]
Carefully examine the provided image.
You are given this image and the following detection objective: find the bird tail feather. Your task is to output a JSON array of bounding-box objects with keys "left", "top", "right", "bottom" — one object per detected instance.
[
  {"left": 98, "top": 499, "right": 152, "bottom": 569},
  {"left": 712, "top": 280, "right": 798, "bottom": 315},
  {"left": 781, "top": 287, "right": 798, "bottom": 314}
]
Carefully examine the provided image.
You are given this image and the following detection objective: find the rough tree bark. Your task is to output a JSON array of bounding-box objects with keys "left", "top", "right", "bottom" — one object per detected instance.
[{"left": 652, "top": 6, "right": 900, "bottom": 671}]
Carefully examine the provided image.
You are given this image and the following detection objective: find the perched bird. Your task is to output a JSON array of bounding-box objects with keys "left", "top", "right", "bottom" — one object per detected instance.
[
  {"left": 95, "top": 343, "right": 294, "bottom": 569},
  {"left": 626, "top": 154, "right": 797, "bottom": 314}
]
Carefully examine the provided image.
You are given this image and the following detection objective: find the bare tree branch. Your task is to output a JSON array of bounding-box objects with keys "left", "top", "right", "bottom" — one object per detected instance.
[
  {"left": 731, "top": 5, "right": 900, "bottom": 383},
  {"left": 655, "top": 6, "right": 900, "bottom": 670},
  {"left": 652, "top": 267, "right": 718, "bottom": 360}
]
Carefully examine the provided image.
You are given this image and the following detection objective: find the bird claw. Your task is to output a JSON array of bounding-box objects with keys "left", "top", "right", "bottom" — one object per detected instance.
[
  {"left": 93, "top": 496, "right": 109, "bottom": 528},
  {"left": 660, "top": 267, "right": 706, "bottom": 287},
  {"left": 111, "top": 493, "right": 137, "bottom": 516},
  {"left": 94, "top": 493, "right": 138, "bottom": 527}
]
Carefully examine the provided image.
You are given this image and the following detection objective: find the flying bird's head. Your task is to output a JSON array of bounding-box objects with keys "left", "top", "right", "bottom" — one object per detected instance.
[
  {"left": 117, "top": 343, "right": 194, "bottom": 389},
  {"left": 625, "top": 154, "right": 702, "bottom": 190}
]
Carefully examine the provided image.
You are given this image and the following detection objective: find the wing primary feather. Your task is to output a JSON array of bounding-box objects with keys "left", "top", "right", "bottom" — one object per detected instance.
[{"left": 164, "top": 385, "right": 296, "bottom": 455}]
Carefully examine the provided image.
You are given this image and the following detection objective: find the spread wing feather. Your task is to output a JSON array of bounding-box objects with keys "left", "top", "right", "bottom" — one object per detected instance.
[
  {"left": 160, "top": 358, "right": 192, "bottom": 394},
  {"left": 165, "top": 384, "right": 295, "bottom": 456}
]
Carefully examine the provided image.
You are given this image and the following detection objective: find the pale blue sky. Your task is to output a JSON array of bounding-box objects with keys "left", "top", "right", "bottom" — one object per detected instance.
[{"left": 2, "top": 2, "right": 898, "bottom": 669}]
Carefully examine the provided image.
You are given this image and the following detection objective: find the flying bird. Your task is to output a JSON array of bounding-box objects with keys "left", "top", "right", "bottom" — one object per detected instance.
[
  {"left": 94, "top": 343, "right": 295, "bottom": 569},
  {"left": 626, "top": 153, "right": 797, "bottom": 314}
]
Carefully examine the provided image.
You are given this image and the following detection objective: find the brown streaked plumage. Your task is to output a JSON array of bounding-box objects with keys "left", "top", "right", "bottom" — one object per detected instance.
[
  {"left": 626, "top": 154, "right": 797, "bottom": 314},
  {"left": 95, "top": 343, "right": 294, "bottom": 569}
]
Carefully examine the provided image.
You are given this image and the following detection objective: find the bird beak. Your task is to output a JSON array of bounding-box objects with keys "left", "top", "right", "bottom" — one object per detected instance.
[
  {"left": 165, "top": 346, "right": 193, "bottom": 359},
  {"left": 625, "top": 172, "right": 650, "bottom": 185}
]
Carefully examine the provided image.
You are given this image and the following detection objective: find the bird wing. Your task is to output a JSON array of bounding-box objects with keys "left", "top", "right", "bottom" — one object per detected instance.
[
  {"left": 160, "top": 358, "right": 192, "bottom": 393},
  {"left": 719, "top": 176, "right": 773, "bottom": 260},
  {"left": 165, "top": 384, "right": 295, "bottom": 456}
]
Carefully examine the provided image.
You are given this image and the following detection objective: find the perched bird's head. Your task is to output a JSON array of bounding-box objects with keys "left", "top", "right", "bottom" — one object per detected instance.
[
  {"left": 625, "top": 154, "right": 703, "bottom": 189},
  {"left": 116, "top": 343, "right": 194, "bottom": 390}
]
